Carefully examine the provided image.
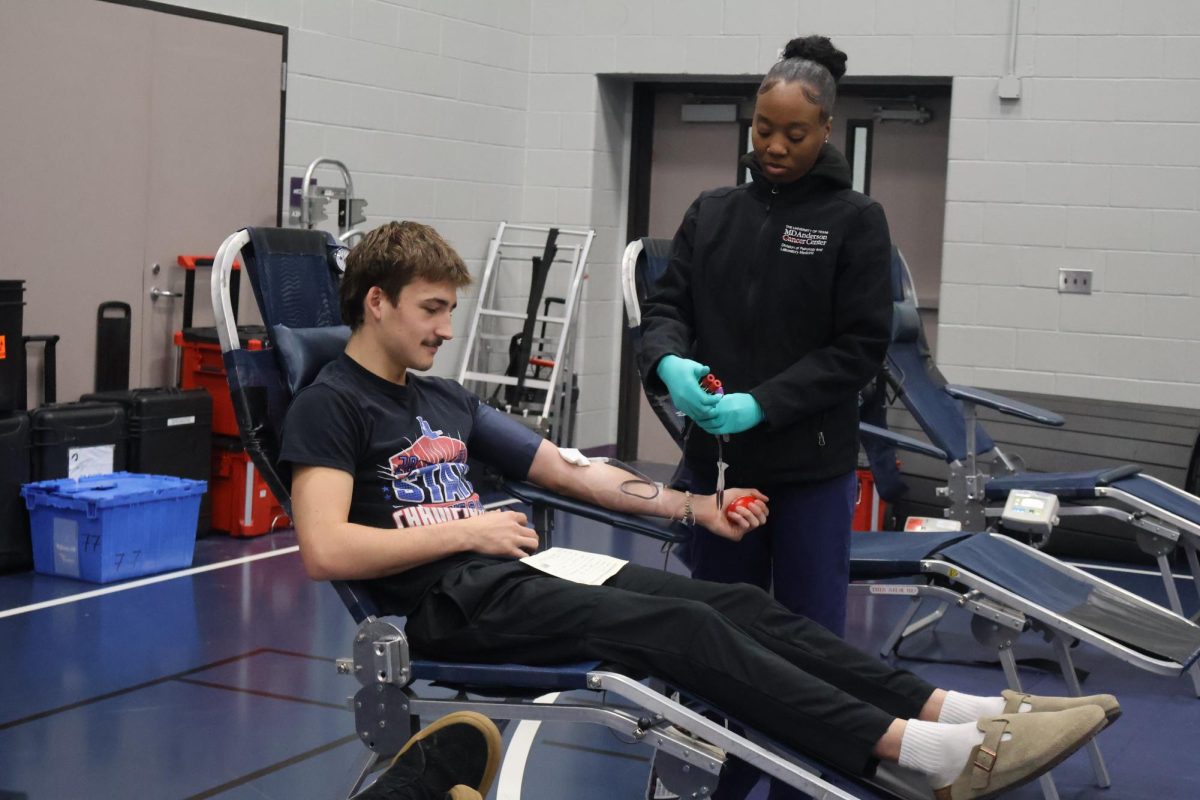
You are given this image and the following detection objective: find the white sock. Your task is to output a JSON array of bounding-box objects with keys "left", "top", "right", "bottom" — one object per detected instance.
[
  {"left": 937, "top": 691, "right": 1028, "bottom": 724},
  {"left": 898, "top": 719, "right": 1011, "bottom": 789}
]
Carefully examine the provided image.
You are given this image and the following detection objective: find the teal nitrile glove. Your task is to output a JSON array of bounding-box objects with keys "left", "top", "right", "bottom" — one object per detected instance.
[
  {"left": 698, "top": 392, "right": 764, "bottom": 436},
  {"left": 657, "top": 355, "right": 720, "bottom": 423}
]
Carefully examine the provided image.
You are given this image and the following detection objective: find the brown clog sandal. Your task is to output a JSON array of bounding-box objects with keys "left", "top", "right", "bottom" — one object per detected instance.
[
  {"left": 1001, "top": 689, "right": 1121, "bottom": 726},
  {"left": 934, "top": 705, "right": 1106, "bottom": 800}
]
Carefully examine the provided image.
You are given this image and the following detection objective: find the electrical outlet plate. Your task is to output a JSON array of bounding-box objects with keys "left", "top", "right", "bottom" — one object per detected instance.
[{"left": 1059, "top": 269, "right": 1092, "bottom": 295}]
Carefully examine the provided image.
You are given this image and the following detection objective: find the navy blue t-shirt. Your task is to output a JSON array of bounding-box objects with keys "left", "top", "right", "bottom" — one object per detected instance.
[{"left": 279, "top": 353, "right": 543, "bottom": 614}]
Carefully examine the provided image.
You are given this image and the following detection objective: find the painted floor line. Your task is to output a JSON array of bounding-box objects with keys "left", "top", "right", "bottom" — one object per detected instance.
[
  {"left": 3, "top": 548, "right": 1187, "bottom": 622},
  {"left": 496, "top": 692, "right": 561, "bottom": 799},
  {"left": 0, "top": 547, "right": 300, "bottom": 620},
  {"left": 1, "top": 497, "right": 521, "bottom": 621}
]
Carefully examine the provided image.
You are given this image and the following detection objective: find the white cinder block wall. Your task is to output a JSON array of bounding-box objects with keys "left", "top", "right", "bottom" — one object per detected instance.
[
  {"left": 936, "top": 0, "right": 1200, "bottom": 408},
  {"left": 160, "top": 0, "right": 1200, "bottom": 448}
]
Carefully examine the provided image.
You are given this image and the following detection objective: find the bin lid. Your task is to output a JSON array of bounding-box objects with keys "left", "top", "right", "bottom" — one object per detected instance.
[{"left": 21, "top": 471, "right": 207, "bottom": 511}]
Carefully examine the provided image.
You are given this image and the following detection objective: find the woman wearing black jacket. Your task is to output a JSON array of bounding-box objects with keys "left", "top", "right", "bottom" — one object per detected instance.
[
  {"left": 638, "top": 36, "right": 893, "bottom": 800},
  {"left": 640, "top": 35, "right": 892, "bottom": 640}
]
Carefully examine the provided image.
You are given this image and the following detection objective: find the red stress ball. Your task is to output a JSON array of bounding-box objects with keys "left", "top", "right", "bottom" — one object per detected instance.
[{"left": 725, "top": 495, "right": 759, "bottom": 519}]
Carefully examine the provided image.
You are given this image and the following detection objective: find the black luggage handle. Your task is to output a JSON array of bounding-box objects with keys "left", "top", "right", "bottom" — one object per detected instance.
[
  {"left": 22, "top": 334, "right": 60, "bottom": 407},
  {"left": 95, "top": 302, "right": 132, "bottom": 393}
]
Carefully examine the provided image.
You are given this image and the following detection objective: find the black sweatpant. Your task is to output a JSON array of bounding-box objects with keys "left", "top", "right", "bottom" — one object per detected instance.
[{"left": 403, "top": 560, "right": 935, "bottom": 776}]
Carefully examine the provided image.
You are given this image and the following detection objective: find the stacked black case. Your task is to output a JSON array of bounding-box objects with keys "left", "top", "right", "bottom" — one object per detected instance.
[
  {"left": 0, "top": 412, "right": 31, "bottom": 573},
  {"left": 82, "top": 388, "right": 213, "bottom": 533},
  {"left": 30, "top": 401, "right": 127, "bottom": 481}
]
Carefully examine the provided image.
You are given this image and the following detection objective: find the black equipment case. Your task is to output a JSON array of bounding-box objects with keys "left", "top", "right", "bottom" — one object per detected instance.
[
  {"left": 0, "top": 412, "right": 31, "bottom": 573},
  {"left": 30, "top": 401, "right": 127, "bottom": 482},
  {"left": 0, "top": 280, "right": 24, "bottom": 413},
  {"left": 82, "top": 387, "right": 214, "bottom": 533}
]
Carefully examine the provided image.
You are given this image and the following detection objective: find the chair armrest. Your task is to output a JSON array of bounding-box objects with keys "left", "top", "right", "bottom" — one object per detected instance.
[
  {"left": 944, "top": 385, "right": 1065, "bottom": 426},
  {"left": 859, "top": 422, "right": 948, "bottom": 461},
  {"left": 501, "top": 480, "right": 690, "bottom": 543}
]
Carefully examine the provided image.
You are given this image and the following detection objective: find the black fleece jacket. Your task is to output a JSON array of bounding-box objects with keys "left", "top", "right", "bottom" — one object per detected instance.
[{"left": 638, "top": 145, "right": 893, "bottom": 487}]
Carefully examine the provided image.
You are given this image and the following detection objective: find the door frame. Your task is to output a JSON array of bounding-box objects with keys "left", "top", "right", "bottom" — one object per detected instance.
[
  {"left": 615, "top": 77, "right": 952, "bottom": 461},
  {"left": 617, "top": 80, "right": 760, "bottom": 462},
  {"left": 99, "top": 0, "right": 287, "bottom": 227}
]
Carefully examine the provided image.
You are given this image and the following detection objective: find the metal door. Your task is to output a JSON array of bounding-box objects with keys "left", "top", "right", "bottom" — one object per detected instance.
[
  {"left": 0, "top": 0, "right": 282, "bottom": 404},
  {"left": 138, "top": 11, "right": 280, "bottom": 389}
]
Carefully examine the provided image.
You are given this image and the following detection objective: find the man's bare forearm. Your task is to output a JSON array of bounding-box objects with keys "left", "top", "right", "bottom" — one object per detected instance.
[
  {"left": 525, "top": 442, "right": 766, "bottom": 540},
  {"left": 528, "top": 443, "right": 692, "bottom": 522},
  {"left": 298, "top": 517, "right": 472, "bottom": 581},
  {"left": 563, "top": 460, "right": 691, "bottom": 521}
]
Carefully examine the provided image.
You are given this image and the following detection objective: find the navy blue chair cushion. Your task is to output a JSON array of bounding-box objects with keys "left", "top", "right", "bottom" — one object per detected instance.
[
  {"left": 271, "top": 324, "right": 351, "bottom": 396},
  {"left": 242, "top": 228, "right": 345, "bottom": 330},
  {"left": 891, "top": 302, "right": 921, "bottom": 344}
]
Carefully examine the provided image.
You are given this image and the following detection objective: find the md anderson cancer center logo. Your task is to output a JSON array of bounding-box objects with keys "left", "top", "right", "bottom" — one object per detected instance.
[{"left": 780, "top": 225, "right": 829, "bottom": 256}]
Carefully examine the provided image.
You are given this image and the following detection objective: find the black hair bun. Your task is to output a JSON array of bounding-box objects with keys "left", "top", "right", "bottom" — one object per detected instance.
[{"left": 782, "top": 35, "right": 847, "bottom": 82}]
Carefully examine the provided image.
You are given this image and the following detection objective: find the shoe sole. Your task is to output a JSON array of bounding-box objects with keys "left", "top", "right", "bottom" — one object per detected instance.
[
  {"left": 933, "top": 713, "right": 1108, "bottom": 800},
  {"left": 1013, "top": 707, "right": 1122, "bottom": 733},
  {"left": 390, "top": 710, "right": 503, "bottom": 796},
  {"left": 1090, "top": 707, "right": 1121, "bottom": 734}
]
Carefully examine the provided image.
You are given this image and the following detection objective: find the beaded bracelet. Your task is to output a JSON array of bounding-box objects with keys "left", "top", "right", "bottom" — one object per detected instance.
[{"left": 679, "top": 490, "right": 695, "bottom": 527}]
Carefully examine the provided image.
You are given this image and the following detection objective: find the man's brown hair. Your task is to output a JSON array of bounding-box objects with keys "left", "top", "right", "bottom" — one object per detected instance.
[{"left": 340, "top": 221, "right": 472, "bottom": 329}]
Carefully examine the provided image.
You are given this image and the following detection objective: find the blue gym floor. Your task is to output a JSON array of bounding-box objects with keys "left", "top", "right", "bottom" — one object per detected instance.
[{"left": 2, "top": 482, "right": 1199, "bottom": 799}]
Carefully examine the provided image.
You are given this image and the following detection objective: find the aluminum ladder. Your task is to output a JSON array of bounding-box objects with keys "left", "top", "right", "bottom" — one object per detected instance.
[{"left": 456, "top": 222, "right": 595, "bottom": 445}]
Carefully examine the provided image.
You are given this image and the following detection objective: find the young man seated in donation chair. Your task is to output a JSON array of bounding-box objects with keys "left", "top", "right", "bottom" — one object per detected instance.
[{"left": 280, "top": 222, "right": 1120, "bottom": 800}]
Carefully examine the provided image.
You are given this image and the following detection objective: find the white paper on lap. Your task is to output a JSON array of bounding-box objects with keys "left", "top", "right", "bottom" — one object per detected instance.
[{"left": 521, "top": 547, "right": 628, "bottom": 585}]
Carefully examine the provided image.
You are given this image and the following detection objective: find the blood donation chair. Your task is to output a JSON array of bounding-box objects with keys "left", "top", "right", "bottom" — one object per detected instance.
[
  {"left": 883, "top": 248, "right": 1200, "bottom": 625},
  {"left": 210, "top": 226, "right": 927, "bottom": 800},
  {"left": 622, "top": 236, "right": 1200, "bottom": 798}
]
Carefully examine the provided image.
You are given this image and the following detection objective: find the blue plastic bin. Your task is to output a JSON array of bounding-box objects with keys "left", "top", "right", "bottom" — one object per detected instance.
[{"left": 21, "top": 472, "right": 207, "bottom": 583}]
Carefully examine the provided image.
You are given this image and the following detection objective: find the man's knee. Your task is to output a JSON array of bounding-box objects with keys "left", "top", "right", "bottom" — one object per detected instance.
[
  {"left": 732, "top": 581, "right": 773, "bottom": 601},
  {"left": 696, "top": 580, "right": 777, "bottom": 625},
  {"left": 684, "top": 601, "right": 745, "bottom": 649}
]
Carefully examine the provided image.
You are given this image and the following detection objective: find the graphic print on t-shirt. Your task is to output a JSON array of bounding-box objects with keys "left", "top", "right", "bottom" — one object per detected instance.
[{"left": 384, "top": 416, "right": 484, "bottom": 528}]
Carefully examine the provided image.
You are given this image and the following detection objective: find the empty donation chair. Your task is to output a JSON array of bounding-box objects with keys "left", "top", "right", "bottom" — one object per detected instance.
[
  {"left": 212, "top": 226, "right": 906, "bottom": 800},
  {"left": 863, "top": 250, "right": 1200, "bottom": 704},
  {"left": 622, "top": 236, "right": 1200, "bottom": 799},
  {"left": 883, "top": 247, "right": 1200, "bottom": 625},
  {"left": 848, "top": 528, "right": 1200, "bottom": 797}
]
